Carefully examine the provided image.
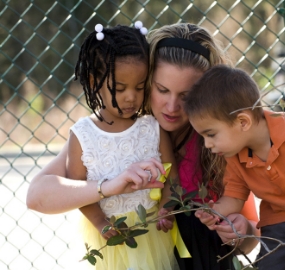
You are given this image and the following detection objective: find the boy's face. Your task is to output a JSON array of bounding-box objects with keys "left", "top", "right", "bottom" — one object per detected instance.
[{"left": 190, "top": 115, "right": 245, "bottom": 158}]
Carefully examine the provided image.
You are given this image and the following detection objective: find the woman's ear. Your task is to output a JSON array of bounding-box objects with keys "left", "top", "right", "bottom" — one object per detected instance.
[{"left": 236, "top": 112, "right": 252, "bottom": 131}]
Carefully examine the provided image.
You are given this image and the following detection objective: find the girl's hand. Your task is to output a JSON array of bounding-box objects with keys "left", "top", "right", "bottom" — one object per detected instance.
[
  {"left": 156, "top": 208, "right": 174, "bottom": 232},
  {"left": 96, "top": 219, "right": 119, "bottom": 240},
  {"left": 103, "top": 158, "right": 165, "bottom": 196},
  {"left": 215, "top": 213, "right": 248, "bottom": 246}
]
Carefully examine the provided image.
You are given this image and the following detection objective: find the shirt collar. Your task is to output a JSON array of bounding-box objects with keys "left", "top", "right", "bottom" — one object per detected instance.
[{"left": 237, "top": 110, "right": 285, "bottom": 165}]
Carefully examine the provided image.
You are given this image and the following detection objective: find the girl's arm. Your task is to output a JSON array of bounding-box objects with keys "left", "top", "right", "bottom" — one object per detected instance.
[
  {"left": 156, "top": 127, "right": 179, "bottom": 232},
  {"left": 26, "top": 143, "right": 165, "bottom": 214}
]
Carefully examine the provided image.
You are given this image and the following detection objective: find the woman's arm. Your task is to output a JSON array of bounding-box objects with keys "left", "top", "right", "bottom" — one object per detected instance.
[
  {"left": 26, "top": 142, "right": 164, "bottom": 214},
  {"left": 156, "top": 127, "right": 179, "bottom": 232}
]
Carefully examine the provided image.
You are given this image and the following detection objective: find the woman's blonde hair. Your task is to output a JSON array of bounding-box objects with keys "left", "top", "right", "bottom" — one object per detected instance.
[{"left": 146, "top": 23, "right": 232, "bottom": 198}]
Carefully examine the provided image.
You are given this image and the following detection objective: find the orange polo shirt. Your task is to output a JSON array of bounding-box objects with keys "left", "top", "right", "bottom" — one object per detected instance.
[{"left": 223, "top": 110, "right": 285, "bottom": 228}]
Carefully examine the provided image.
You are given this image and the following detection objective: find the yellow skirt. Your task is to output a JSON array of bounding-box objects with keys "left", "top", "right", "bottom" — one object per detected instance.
[{"left": 79, "top": 205, "right": 179, "bottom": 270}]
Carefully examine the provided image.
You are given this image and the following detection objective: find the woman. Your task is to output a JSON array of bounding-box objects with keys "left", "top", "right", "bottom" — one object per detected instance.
[
  {"left": 26, "top": 23, "right": 259, "bottom": 269},
  {"left": 147, "top": 23, "right": 259, "bottom": 269}
]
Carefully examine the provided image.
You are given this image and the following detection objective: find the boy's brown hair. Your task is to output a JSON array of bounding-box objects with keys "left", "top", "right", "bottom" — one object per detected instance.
[{"left": 184, "top": 64, "right": 264, "bottom": 124}]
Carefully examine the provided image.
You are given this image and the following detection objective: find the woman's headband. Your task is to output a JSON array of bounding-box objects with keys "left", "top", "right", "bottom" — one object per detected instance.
[{"left": 156, "top": 38, "right": 210, "bottom": 61}]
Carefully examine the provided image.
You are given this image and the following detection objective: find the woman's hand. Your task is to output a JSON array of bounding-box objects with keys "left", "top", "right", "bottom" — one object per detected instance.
[{"left": 156, "top": 207, "right": 174, "bottom": 232}]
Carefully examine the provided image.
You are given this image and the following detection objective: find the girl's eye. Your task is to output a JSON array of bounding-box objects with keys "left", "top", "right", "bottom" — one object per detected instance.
[
  {"left": 136, "top": 87, "right": 144, "bottom": 91},
  {"left": 207, "top": 134, "right": 215, "bottom": 138},
  {"left": 116, "top": 89, "right": 125, "bottom": 92}
]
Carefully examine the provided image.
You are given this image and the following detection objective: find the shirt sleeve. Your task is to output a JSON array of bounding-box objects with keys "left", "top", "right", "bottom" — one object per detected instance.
[{"left": 223, "top": 156, "right": 250, "bottom": 201}]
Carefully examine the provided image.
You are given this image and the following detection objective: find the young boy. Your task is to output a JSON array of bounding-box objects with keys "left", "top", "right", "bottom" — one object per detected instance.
[{"left": 183, "top": 64, "right": 285, "bottom": 269}]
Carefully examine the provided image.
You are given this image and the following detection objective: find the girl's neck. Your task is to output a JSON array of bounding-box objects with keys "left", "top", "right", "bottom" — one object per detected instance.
[{"left": 91, "top": 114, "right": 136, "bottom": 133}]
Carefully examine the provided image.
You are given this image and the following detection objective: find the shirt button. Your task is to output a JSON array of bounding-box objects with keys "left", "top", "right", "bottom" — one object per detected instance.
[{"left": 267, "top": 165, "right": 271, "bottom": 170}]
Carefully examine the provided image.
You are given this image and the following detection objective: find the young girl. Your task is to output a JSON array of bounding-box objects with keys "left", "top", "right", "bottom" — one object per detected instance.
[{"left": 67, "top": 22, "right": 179, "bottom": 270}]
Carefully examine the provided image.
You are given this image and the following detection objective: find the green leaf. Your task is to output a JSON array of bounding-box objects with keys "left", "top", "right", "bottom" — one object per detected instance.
[
  {"left": 109, "top": 215, "right": 116, "bottom": 224},
  {"left": 135, "top": 203, "right": 147, "bottom": 223},
  {"left": 128, "top": 229, "right": 148, "bottom": 238},
  {"left": 198, "top": 183, "right": 208, "bottom": 200},
  {"left": 90, "top": 249, "right": 103, "bottom": 259},
  {"left": 232, "top": 256, "right": 242, "bottom": 270},
  {"left": 125, "top": 237, "right": 138, "bottom": 248},
  {"left": 87, "top": 255, "right": 97, "bottom": 265},
  {"left": 180, "top": 205, "right": 192, "bottom": 216},
  {"left": 107, "top": 234, "right": 126, "bottom": 246},
  {"left": 175, "top": 185, "right": 183, "bottom": 196},
  {"left": 183, "top": 190, "right": 198, "bottom": 201},
  {"left": 167, "top": 196, "right": 181, "bottom": 203},
  {"left": 163, "top": 200, "right": 179, "bottom": 208},
  {"left": 101, "top": 225, "right": 111, "bottom": 234},
  {"left": 146, "top": 211, "right": 156, "bottom": 218},
  {"left": 114, "top": 216, "right": 127, "bottom": 227}
]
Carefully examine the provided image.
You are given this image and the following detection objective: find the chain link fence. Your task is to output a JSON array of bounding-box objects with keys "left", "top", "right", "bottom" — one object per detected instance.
[{"left": 1, "top": 0, "right": 285, "bottom": 269}]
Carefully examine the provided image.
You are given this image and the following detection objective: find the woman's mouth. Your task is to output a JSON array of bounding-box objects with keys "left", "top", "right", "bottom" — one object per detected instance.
[{"left": 162, "top": 113, "right": 179, "bottom": 122}]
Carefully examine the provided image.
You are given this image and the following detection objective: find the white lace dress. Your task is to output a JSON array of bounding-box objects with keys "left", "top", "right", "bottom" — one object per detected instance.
[{"left": 70, "top": 115, "right": 179, "bottom": 270}]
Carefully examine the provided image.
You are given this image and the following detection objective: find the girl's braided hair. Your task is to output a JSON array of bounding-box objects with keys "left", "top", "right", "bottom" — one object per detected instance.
[{"left": 75, "top": 24, "right": 149, "bottom": 122}]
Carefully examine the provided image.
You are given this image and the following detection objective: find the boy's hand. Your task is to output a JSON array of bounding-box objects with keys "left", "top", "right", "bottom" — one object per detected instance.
[
  {"left": 215, "top": 213, "right": 247, "bottom": 246},
  {"left": 156, "top": 208, "right": 174, "bottom": 232},
  {"left": 195, "top": 200, "right": 220, "bottom": 230}
]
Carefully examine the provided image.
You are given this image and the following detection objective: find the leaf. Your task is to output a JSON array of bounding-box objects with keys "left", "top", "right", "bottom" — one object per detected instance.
[
  {"left": 101, "top": 225, "right": 112, "bottom": 234},
  {"left": 128, "top": 229, "right": 149, "bottom": 238},
  {"left": 109, "top": 215, "right": 116, "bottom": 224},
  {"left": 183, "top": 190, "right": 198, "bottom": 201},
  {"left": 135, "top": 203, "right": 147, "bottom": 223},
  {"left": 125, "top": 237, "right": 138, "bottom": 248},
  {"left": 107, "top": 234, "right": 126, "bottom": 246},
  {"left": 87, "top": 255, "right": 97, "bottom": 265},
  {"left": 90, "top": 249, "right": 103, "bottom": 259},
  {"left": 278, "top": 7, "right": 285, "bottom": 16},
  {"left": 175, "top": 185, "right": 183, "bottom": 196},
  {"left": 163, "top": 200, "right": 180, "bottom": 208},
  {"left": 198, "top": 183, "right": 208, "bottom": 200},
  {"left": 232, "top": 256, "right": 242, "bottom": 270},
  {"left": 146, "top": 211, "right": 156, "bottom": 218},
  {"left": 180, "top": 205, "right": 192, "bottom": 216},
  {"left": 167, "top": 196, "right": 181, "bottom": 203},
  {"left": 114, "top": 216, "right": 127, "bottom": 227}
]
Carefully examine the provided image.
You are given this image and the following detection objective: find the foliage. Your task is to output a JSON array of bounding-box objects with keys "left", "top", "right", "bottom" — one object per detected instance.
[{"left": 80, "top": 180, "right": 261, "bottom": 269}]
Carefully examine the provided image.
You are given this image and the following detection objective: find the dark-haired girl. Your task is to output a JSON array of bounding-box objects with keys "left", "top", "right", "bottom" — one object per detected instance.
[{"left": 65, "top": 22, "right": 179, "bottom": 269}]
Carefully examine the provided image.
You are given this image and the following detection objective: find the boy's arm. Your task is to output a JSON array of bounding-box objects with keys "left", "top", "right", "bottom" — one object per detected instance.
[
  {"left": 67, "top": 131, "right": 117, "bottom": 240},
  {"left": 156, "top": 127, "right": 179, "bottom": 232}
]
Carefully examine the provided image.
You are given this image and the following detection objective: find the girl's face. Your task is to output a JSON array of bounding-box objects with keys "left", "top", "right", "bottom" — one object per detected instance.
[
  {"left": 99, "top": 59, "right": 147, "bottom": 122},
  {"left": 151, "top": 62, "right": 204, "bottom": 135}
]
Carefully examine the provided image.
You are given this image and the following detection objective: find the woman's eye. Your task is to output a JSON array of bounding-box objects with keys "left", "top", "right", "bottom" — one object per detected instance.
[{"left": 157, "top": 87, "right": 167, "bottom": 93}]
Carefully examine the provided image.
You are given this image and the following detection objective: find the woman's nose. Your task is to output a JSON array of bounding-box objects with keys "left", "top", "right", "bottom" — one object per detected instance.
[{"left": 166, "top": 97, "right": 180, "bottom": 112}]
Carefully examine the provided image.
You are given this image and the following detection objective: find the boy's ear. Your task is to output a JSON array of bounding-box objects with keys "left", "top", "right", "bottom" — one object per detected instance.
[{"left": 236, "top": 112, "right": 252, "bottom": 131}]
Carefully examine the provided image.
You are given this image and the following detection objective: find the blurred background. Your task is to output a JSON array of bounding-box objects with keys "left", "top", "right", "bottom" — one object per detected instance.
[{"left": 1, "top": 0, "right": 285, "bottom": 269}]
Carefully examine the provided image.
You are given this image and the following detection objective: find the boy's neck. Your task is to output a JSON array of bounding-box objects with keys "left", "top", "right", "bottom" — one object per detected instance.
[{"left": 246, "top": 117, "right": 271, "bottom": 161}]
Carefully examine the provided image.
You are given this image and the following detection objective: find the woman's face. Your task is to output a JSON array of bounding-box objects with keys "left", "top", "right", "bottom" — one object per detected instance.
[{"left": 151, "top": 62, "right": 204, "bottom": 134}]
